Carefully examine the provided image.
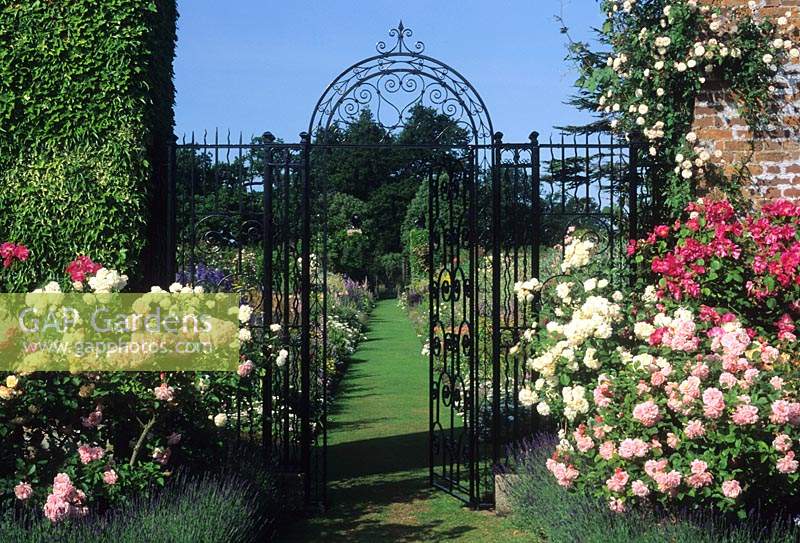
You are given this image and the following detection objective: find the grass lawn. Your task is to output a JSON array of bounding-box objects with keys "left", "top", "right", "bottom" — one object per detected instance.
[{"left": 278, "top": 299, "right": 532, "bottom": 542}]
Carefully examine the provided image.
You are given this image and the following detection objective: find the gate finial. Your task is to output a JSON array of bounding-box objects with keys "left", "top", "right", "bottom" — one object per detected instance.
[{"left": 376, "top": 21, "right": 425, "bottom": 55}]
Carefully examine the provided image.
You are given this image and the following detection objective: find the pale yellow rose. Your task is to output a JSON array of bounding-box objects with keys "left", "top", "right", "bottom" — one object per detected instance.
[{"left": 5, "top": 375, "right": 18, "bottom": 389}]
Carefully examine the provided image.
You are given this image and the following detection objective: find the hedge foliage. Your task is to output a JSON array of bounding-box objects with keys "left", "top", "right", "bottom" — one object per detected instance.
[{"left": 0, "top": 1, "right": 177, "bottom": 290}]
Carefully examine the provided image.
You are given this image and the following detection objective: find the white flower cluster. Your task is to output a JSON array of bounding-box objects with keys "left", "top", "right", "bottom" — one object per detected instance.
[
  {"left": 561, "top": 385, "right": 590, "bottom": 421},
  {"left": 513, "top": 278, "right": 542, "bottom": 303},
  {"left": 561, "top": 238, "right": 596, "bottom": 273},
  {"left": 601, "top": 1, "right": 798, "bottom": 166},
  {"left": 87, "top": 268, "right": 128, "bottom": 293}
]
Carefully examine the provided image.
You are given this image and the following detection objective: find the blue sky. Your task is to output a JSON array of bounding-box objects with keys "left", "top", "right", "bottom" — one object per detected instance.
[{"left": 174, "top": 0, "right": 606, "bottom": 143}]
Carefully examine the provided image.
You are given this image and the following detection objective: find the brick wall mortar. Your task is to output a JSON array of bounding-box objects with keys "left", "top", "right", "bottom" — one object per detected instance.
[{"left": 693, "top": 0, "right": 800, "bottom": 200}]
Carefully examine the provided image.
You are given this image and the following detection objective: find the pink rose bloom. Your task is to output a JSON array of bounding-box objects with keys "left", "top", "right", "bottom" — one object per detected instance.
[
  {"left": 773, "top": 434, "right": 793, "bottom": 453},
  {"left": 237, "top": 360, "right": 255, "bottom": 377},
  {"left": 743, "top": 368, "right": 759, "bottom": 383},
  {"left": 722, "top": 479, "right": 741, "bottom": 498},
  {"left": 43, "top": 494, "right": 71, "bottom": 523},
  {"left": 770, "top": 376, "right": 784, "bottom": 390},
  {"left": 702, "top": 388, "right": 725, "bottom": 419},
  {"left": 52, "top": 473, "right": 75, "bottom": 499},
  {"left": 167, "top": 432, "right": 182, "bottom": 446},
  {"left": 631, "top": 479, "right": 650, "bottom": 497},
  {"left": 654, "top": 470, "right": 682, "bottom": 494},
  {"left": 684, "top": 419, "right": 706, "bottom": 439},
  {"left": 153, "top": 383, "right": 175, "bottom": 402},
  {"left": 599, "top": 441, "right": 616, "bottom": 460},
  {"left": 81, "top": 408, "right": 103, "bottom": 429},
  {"left": 593, "top": 383, "right": 613, "bottom": 408},
  {"left": 636, "top": 381, "right": 651, "bottom": 396},
  {"left": 103, "top": 470, "right": 118, "bottom": 485},
  {"left": 152, "top": 447, "right": 172, "bottom": 465},
  {"left": 608, "top": 497, "right": 626, "bottom": 513},
  {"left": 14, "top": 482, "right": 33, "bottom": 501},
  {"left": 574, "top": 433, "right": 594, "bottom": 453},
  {"left": 732, "top": 404, "right": 759, "bottom": 425},
  {"left": 644, "top": 459, "right": 668, "bottom": 478},
  {"left": 546, "top": 458, "right": 579, "bottom": 488},
  {"left": 691, "top": 362, "right": 710, "bottom": 380},
  {"left": 777, "top": 451, "right": 799, "bottom": 474},
  {"left": 77, "top": 445, "right": 105, "bottom": 465},
  {"left": 678, "top": 376, "right": 701, "bottom": 399},
  {"left": 761, "top": 346, "right": 779, "bottom": 364},
  {"left": 687, "top": 471, "right": 713, "bottom": 488},
  {"left": 650, "top": 371, "right": 667, "bottom": 387},
  {"left": 632, "top": 400, "right": 661, "bottom": 427},
  {"left": 690, "top": 459, "right": 708, "bottom": 474},
  {"left": 718, "top": 372, "right": 737, "bottom": 389},
  {"left": 666, "top": 432, "right": 681, "bottom": 449},
  {"left": 770, "top": 400, "right": 793, "bottom": 424},
  {"left": 606, "top": 468, "right": 629, "bottom": 493},
  {"left": 618, "top": 438, "right": 649, "bottom": 459}
]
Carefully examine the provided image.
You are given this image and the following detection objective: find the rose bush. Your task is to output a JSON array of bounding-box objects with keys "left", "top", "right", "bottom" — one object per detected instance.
[
  {"left": 572, "top": 0, "right": 799, "bottom": 212},
  {"left": 514, "top": 199, "right": 800, "bottom": 517},
  {"left": 0, "top": 251, "right": 285, "bottom": 522}
]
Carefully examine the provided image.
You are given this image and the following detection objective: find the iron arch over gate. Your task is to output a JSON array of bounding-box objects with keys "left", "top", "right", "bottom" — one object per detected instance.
[{"left": 167, "top": 22, "right": 646, "bottom": 510}]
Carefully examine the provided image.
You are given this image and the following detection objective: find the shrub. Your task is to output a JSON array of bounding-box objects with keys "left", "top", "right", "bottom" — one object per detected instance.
[
  {"left": 514, "top": 200, "right": 800, "bottom": 516},
  {"left": 0, "top": 251, "right": 282, "bottom": 521},
  {"left": 0, "top": 1, "right": 177, "bottom": 291},
  {"left": 506, "top": 434, "right": 799, "bottom": 543},
  {"left": 1, "top": 465, "right": 276, "bottom": 543}
]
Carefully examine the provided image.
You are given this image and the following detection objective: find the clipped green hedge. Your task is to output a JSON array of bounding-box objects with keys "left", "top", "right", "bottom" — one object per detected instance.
[{"left": 0, "top": 1, "right": 177, "bottom": 290}]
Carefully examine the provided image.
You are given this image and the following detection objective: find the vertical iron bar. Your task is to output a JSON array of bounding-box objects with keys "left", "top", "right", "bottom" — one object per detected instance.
[
  {"left": 530, "top": 133, "right": 541, "bottom": 289},
  {"left": 299, "top": 132, "right": 312, "bottom": 506},
  {"left": 490, "top": 132, "right": 503, "bottom": 495},
  {"left": 262, "top": 132, "right": 275, "bottom": 464},
  {"left": 428, "top": 165, "right": 436, "bottom": 490},
  {"left": 628, "top": 135, "right": 639, "bottom": 243},
  {"left": 321, "top": 145, "right": 330, "bottom": 508},
  {"left": 166, "top": 135, "right": 178, "bottom": 284}
]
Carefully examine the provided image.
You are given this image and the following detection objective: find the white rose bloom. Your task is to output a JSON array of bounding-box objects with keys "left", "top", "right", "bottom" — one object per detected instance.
[
  {"left": 694, "top": 45, "right": 706, "bottom": 57},
  {"left": 612, "top": 290, "right": 624, "bottom": 302},
  {"left": 583, "top": 347, "right": 601, "bottom": 369},
  {"left": 270, "top": 323, "right": 282, "bottom": 333},
  {"left": 534, "top": 378, "right": 545, "bottom": 390},
  {"left": 213, "top": 413, "right": 228, "bottom": 428},
  {"left": 238, "top": 304, "right": 253, "bottom": 323},
  {"left": 169, "top": 282, "right": 182, "bottom": 293},
  {"left": 655, "top": 60, "right": 665, "bottom": 70},
  {"left": 518, "top": 387, "right": 538, "bottom": 407},
  {"left": 763, "top": 53, "right": 774, "bottom": 64},
  {"left": 634, "top": 321, "right": 655, "bottom": 340},
  {"left": 555, "top": 282, "right": 572, "bottom": 300},
  {"left": 238, "top": 328, "right": 252, "bottom": 342},
  {"left": 276, "top": 348, "right": 289, "bottom": 367},
  {"left": 583, "top": 278, "right": 598, "bottom": 292},
  {"left": 536, "top": 402, "right": 551, "bottom": 416}
]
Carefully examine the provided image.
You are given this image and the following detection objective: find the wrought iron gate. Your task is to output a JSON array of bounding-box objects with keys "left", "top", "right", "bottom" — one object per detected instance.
[{"left": 166, "top": 22, "right": 644, "bottom": 510}]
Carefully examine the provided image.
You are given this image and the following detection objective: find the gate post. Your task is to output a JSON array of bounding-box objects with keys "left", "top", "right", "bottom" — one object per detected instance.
[
  {"left": 299, "top": 131, "right": 312, "bottom": 505},
  {"left": 628, "top": 134, "right": 640, "bottom": 243},
  {"left": 165, "top": 134, "right": 178, "bottom": 286},
  {"left": 530, "top": 132, "right": 541, "bottom": 283},
  {"left": 491, "top": 132, "right": 503, "bottom": 477},
  {"left": 262, "top": 132, "right": 275, "bottom": 464}
]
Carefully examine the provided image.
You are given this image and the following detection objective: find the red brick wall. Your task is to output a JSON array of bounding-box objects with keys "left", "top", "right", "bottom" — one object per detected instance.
[{"left": 693, "top": 0, "right": 800, "bottom": 199}]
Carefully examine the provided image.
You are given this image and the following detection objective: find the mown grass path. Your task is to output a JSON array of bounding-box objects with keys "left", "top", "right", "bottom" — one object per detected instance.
[{"left": 279, "top": 299, "right": 531, "bottom": 543}]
